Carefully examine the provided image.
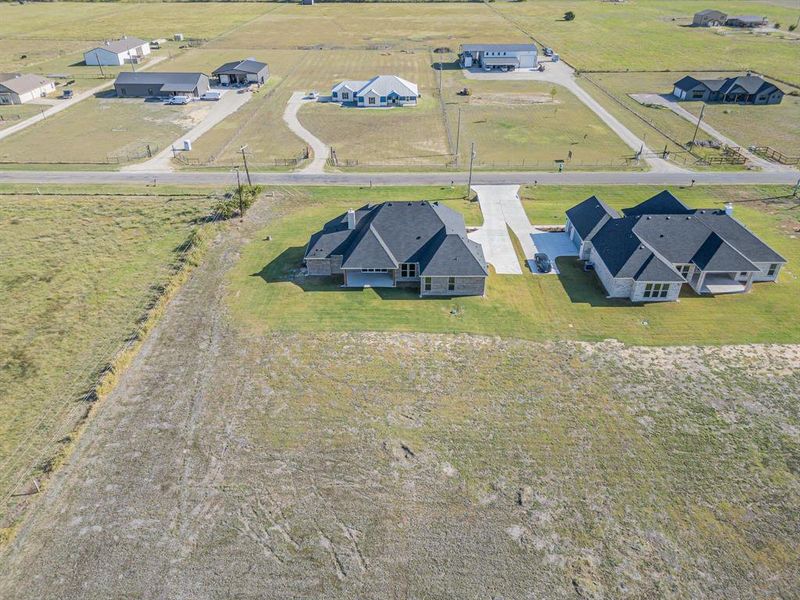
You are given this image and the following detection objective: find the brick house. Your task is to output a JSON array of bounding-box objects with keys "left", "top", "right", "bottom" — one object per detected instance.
[{"left": 304, "top": 201, "right": 488, "bottom": 296}]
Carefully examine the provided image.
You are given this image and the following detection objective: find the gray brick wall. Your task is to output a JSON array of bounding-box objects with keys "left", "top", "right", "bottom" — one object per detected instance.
[{"left": 420, "top": 276, "right": 485, "bottom": 297}]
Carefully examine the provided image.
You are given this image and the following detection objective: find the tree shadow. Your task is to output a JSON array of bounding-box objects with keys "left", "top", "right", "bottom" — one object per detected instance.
[{"left": 431, "top": 61, "right": 461, "bottom": 71}]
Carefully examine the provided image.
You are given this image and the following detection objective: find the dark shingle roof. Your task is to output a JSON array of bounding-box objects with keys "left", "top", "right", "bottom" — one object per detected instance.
[
  {"left": 623, "top": 190, "right": 692, "bottom": 216},
  {"left": 575, "top": 191, "right": 786, "bottom": 281},
  {"left": 565, "top": 195, "right": 619, "bottom": 239},
  {"left": 114, "top": 72, "right": 206, "bottom": 87},
  {"left": 673, "top": 74, "right": 782, "bottom": 97},
  {"left": 212, "top": 59, "right": 268, "bottom": 76},
  {"left": 305, "top": 201, "right": 488, "bottom": 277}
]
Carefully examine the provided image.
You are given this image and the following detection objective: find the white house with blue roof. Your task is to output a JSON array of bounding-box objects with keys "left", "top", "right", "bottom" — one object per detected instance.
[{"left": 331, "top": 75, "right": 419, "bottom": 107}]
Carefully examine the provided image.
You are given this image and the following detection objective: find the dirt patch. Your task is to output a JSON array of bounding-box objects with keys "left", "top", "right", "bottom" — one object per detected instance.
[{"left": 469, "top": 92, "right": 557, "bottom": 106}]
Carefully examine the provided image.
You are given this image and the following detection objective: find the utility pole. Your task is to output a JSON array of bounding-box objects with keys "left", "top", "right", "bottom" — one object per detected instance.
[
  {"left": 94, "top": 51, "right": 105, "bottom": 78},
  {"left": 240, "top": 145, "right": 252, "bottom": 186},
  {"left": 235, "top": 167, "right": 244, "bottom": 221},
  {"left": 689, "top": 104, "right": 705, "bottom": 149},
  {"left": 793, "top": 177, "right": 800, "bottom": 197},
  {"left": 466, "top": 142, "right": 476, "bottom": 199}
]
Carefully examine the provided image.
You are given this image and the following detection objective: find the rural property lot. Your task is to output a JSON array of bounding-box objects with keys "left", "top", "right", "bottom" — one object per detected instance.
[
  {"left": 1, "top": 1, "right": 798, "bottom": 171},
  {"left": 1, "top": 190, "right": 797, "bottom": 598},
  {"left": 0, "top": 189, "right": 214, "bottom": 537},
  {"left": 229, "top": 185, "right": 799, "bottom": 346}
]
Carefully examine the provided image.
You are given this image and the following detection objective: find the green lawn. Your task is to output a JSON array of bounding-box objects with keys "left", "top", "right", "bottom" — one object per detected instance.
[
  {"left": 228, "top": 185, "right": 799, "bottom": 346},
  {"left": 0, "top": 190, "right": 213, "bottom": 514}
]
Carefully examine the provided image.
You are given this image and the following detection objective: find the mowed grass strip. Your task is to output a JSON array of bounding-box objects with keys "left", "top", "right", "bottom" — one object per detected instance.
[
  {"left": 0, "top": 192, "right": 212, "bottom": 507},
  {"left": 228, "top": 185, "right": 799, "bottom": 346}
]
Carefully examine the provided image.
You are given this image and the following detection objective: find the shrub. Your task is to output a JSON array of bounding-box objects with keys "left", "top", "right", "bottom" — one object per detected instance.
[
  {"left": 564, "top": 11, "right": 576, "bottom": 21},
  {"left": 213, "top": 185, "right": 263, "bottom": 220}
]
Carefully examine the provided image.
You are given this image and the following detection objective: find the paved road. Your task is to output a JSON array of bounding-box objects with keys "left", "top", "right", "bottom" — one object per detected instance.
[
  {"left": 283, "top": 91, "right": 329, "bottom": 174},
  {"left": 631, "top": 93, "right": 785, "bottom": 172},
  {"left": 1, "top": 169, "right": 797, "bottom": 187},
  {"left": 464, "top": 61, "right": 682, "bottom": 173},
  {"left": 0, "top": 56, "right": 168, "bottom": 142},
  {"left": 124, "top": 89, "right": 254, "bottom": 172}
]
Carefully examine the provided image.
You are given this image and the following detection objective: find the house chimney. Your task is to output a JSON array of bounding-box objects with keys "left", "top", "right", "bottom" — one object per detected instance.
[
  {"left": 346, "top": 208, "right": 356, "bottom": 229},
  {"left": 724, "top": 203, "right": 734, "bottom": 216}
]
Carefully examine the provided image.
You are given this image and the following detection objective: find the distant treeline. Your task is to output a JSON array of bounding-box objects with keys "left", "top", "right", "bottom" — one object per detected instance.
[{"left": 8, "top": 0, "right": 495, "bottom": 3}]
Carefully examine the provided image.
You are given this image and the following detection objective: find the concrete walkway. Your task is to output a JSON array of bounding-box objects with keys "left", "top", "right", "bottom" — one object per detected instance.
[
  {"left": 0, "top": 55, "right": 168, "bottom": 143},
  {"left": 283, "top": 91, "right": 329, "bottom": 174},
  {"left": 464, "top": 61, "right": 683, "bottom": 173},
  {"left": 123, "top": 89, "right": 253, "bottom": 172},
  {"left": 631, "top": 93, "right": 790, "bottom": 172}
]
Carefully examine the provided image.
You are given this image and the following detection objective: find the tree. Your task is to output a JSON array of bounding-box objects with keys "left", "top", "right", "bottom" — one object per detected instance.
[
  {"left": 564, "top": 11, "right": 576, "bottom": 21},
  {"left": 212, "top": 184, "right": 263, "bottom": 220}
]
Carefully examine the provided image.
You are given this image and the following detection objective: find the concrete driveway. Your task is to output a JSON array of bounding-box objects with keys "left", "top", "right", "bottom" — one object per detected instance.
[
  {"left": 469, "top": 185, "right": 577, "bottom": 275},
  {"left": 468, "top": 185, "right": 523, "bottom": 275},
  {"left": 283, "top": 91, "right": 329, "bottom": 174},
  {"left": 464, "top": 60, "right": 684, "bottom": 174},
  {"left": 124, "top": 89, "right": 253, "bottom": 172}
]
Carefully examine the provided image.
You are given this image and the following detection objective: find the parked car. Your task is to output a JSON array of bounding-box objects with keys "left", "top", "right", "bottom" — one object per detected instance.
[
  {"left": 200, "top": 91, "right": 221, "bottom": 101},
  {"left": 166, "top": 95, "right": 190, "bottom": 105},
  {"left": 62, "top": 89, "right": 73, "bottom": 99},
  {"left": 534, "top": 253, "right": 552, "bottom": 273},
  {"left": 543, "top": 47, "right": 554, "bottom": 57},
  {"left": 307, "top": 90, "right": 319, "bottom": 100}
]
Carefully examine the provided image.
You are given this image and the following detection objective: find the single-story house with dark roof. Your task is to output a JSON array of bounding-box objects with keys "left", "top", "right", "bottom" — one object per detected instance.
[
  {"left": 566, "top": 191, "right": 786, "bottom": 302},
  {"left": 212, "top": 59, "right": 269, "bottom": 86},
  {"left": 692, "top": 9, "right": 727, "bottom": 27},
  {"left": 725, "top": 15, "right": 768, "bottom": 27},
  {"left": 114, "top": 72, "right": 210, "bottom": 98},
  {"left": 0, "top": 73, "right": 55, "bottom": 105},
  {"left": 460, "top": 44, "right": 538, "bottom": 70},
  {"left": 84, "top": 37, "right": 150, "bottom": 66},
  {"left": 304, "top": 200, "right": 488, "bottom": 296},
  {"left": 672, "top": 74, "right": 783, "bottom": 104}
]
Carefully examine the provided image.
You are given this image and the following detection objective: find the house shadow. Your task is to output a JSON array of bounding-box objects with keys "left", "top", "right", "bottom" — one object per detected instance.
[
  {"left": 554, "top": 257, "right": 642, "bottom": 308},
  {"left": 253, "top": 246, "right": 440, "bottom": 300}
]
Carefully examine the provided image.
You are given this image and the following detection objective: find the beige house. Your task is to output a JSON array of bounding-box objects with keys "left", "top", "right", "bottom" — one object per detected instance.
[
  {"left": 0, "top": 73, "right": 55, "bottom": 105},
  {"left": 566, "top": 191, "right": 785, "bottom": 303}
]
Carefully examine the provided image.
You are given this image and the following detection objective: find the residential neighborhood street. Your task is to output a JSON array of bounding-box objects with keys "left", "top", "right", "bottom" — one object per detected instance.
[{"left": 1, "top": 168, "right": 797, "bottom": 187}]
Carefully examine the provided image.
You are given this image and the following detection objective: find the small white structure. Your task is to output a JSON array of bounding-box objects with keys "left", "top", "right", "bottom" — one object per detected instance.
[
  {"left": 331, "top": 75, "right": 419, "bottom": 107},
  {"left": 0, "top": 73, "right": 55, "bottom": 105},
  {"left": 84, "top": 37, "right": 150, "bottom": 66}
]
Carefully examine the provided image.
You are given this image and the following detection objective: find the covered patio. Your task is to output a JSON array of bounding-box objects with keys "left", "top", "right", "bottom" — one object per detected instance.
[
  {"left": 693, "top": 272, "right": 751, "bottom": 295},
  {"left": 344, "top": 271, "right": 395, "bottom": 289}
]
